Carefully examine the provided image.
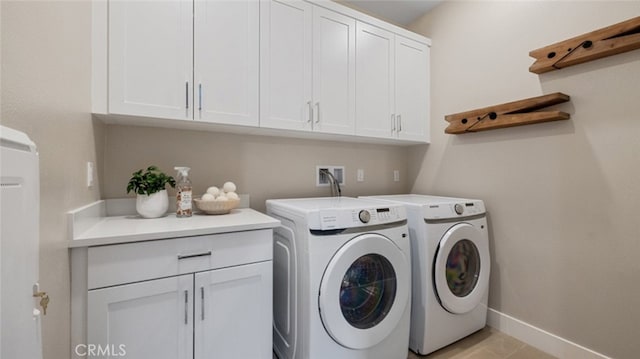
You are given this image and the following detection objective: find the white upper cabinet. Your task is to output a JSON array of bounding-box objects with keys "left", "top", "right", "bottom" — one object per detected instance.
[
  {"left": 260, "top": 1, "right": 355, "bottom": 135},
  {"left": 395, "top": 35, "right": 430, "bottom": 142},
  {"left": 260, "top": 0, "right": 313, "bottom": 131},
  {"left": 96, "top": 0, "right": 430, "bottom": 144},
  {"left": 194, "top": 0, "right": 259, "bottom": 126},
  {"left": 356, "top": 22, "right": 430, "bottom": 142},
  {"left": 106, "top": 0, "right": 259, "bottom": 125},
  {"left": 355, "top": 22, "right": 395, "bottom": 139},
  {"left": 108, "top": 0, "right": 193, "bottom": 120},
  {"left": 312, "top": 7, "right": 356, "bottom": 135}
]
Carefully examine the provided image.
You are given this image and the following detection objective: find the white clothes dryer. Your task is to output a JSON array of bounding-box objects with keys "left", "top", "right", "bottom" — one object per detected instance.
[
  {"left": 267, "top": 197, "right": 411, "bottom": 359},
  {"left": 363, "top": 194, "right": 490, "bottom": 355}
]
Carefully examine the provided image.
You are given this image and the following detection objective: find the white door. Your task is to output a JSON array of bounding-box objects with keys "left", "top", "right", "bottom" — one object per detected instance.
[
  {"left": 109, "top": 0, "right": 193, "bottom": 120},
  {"left": 194, "top": 262, "right": 273, "bottom": 359},
  {"left": 260, "top": 0, "right": 313, "bottom": 131},
  {"left": 395, "top": 36, "right": 430, "bottom": 142},
  {"left": 434, "top": 223, "right": 490, "bottom": 314},
  {"left": 355, "top": 21, "right": 396, "bottom": 139},
  {"left": 194, "top": 0, "right": 259, "bottom": 126},
  {"left": 0, "top": 126, "right": 42, "bottom": 359},
  {"left": 87, "top": 275, "right": 193, "bottom": 359},
  {"left": 318, "top": 234, "right": 409, "bottom": 349},
  {"left": 312, "top": 6, "right": 356, "bottom": 135}
]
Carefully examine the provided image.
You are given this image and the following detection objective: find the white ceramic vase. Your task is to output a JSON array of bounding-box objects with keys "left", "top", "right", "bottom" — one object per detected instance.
[{"left": 136, "top": 189, "right": 169, "bottom": 218}]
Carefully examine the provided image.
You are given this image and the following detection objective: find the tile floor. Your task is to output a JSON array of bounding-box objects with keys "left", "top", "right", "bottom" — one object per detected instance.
[
  {"left": 407, "top": 327, "right": 557, "bottom": 359},
  {"left": 274, "top": 327, "right": 557, "bottom": 358}
]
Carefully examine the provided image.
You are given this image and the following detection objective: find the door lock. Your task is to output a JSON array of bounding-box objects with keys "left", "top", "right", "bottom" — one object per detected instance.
[{"left": 33, "top": 291, "right": 49, "bottom": 315}]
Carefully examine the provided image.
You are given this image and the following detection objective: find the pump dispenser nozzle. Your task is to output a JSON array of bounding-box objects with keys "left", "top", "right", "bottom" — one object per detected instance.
[{"left": 175, "top": 167, "right": 190, "bottom": 177}]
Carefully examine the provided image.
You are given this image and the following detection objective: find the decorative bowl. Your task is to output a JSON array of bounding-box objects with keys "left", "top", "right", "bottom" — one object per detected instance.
[{"left": 193, "top": 198, "right": 240, "bottom": 215}]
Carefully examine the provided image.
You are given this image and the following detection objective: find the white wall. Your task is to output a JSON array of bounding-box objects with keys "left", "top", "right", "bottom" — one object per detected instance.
[
  {"left": 1, "top": 1, "right": 102, "bottom": 359},
  {"left": 409, "top": 2, "right": 640, "bottom": 358}
]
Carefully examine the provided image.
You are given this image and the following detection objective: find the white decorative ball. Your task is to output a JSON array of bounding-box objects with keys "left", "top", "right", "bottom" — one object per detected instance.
[
  {"left": 201, "top": 193, "right": 216, "bottom": 202},
  {"left": 226, "top": 191, "right": 239, "bottom": 200},
  {"left": 215, "top": 195, "right": 229, "bottom": 202},
  {"left": 206, "top": 186, "right": 220, "bottom": 196},
  {"left": 222, "top": 181, "right": 236, "bottom": 193}
]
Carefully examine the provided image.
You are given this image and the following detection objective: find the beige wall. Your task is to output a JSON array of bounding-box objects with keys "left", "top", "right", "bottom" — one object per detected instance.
[
  {"left": 1, "top": 1, "right": 102, "bottom": 359},
  {"left": 409, "top": 2, "right": 640, "bottom": 358},
  {"left": 4, "top": 0, "right": 639, "bottom": 358},
  {"left": 103, "top": 125, "right": 410, "bottom": 213}
]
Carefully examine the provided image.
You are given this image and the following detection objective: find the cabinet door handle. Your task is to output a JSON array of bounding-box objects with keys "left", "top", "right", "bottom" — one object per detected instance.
[
  {"left": 315, "top": 102, "right": 320, "bottom": 124},
  {"left": 391, "top": 114, "right": 396, "bottom": 133},
  {"left": 397, "top": 115, "right": 402, "bottom": 132},
  {"left": 185, "top": 82, "right": 189, "bottom": 110},
  {"left": 200, "top": 286, "right": 205, "bottom": 321},
  {"left": 198, "top": 83, "right": 202, "bottom": 111},
  {"left": 177, "top": 251, "right": 212, "bottom": 260},
  {"left": 184, "top": 290, "right": 188, "bottom": 325},
  {"left": 307, "top": 101, "right": 313, "bottom": 123}
]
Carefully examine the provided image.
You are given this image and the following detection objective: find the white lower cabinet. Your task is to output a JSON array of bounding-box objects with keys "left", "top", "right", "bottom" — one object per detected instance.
[
  {"left": 194, "top": 262, "right": 272, "bottom": 359},
  {"left": 88, "top": 275, "right": 194, "bottom": 359},
  {"left": 88, "top": 262, "right": 272, "bottom": 359},
  {"left": 77, "top": 230, "right": 273, "bottom": 359}
]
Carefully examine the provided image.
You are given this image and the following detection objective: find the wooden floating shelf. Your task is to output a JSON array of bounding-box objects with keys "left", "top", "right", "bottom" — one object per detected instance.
[
  {"left": 530, "top": 16, "right": 640, "bottom": 74},
  {"left": 445, "top": 93, "right": 571, "bottom": 134}
]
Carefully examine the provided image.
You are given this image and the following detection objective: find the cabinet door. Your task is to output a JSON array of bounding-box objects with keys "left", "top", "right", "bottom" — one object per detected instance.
[
  {"left": 395, "top": 36, "right": 430, "bottom": 142},
  {"left": 195, "top": 0, "right": 259, "bottom": 126},
  {"left": 109, "top": 0, "right": 193, "bottom": 120},
  {"left": 88, "top": 275, "right": 193, "bottom": 359},
  {"left": 355, "top": 22, "right": 396, "bottom": 139},
  {"left": 260, "top": 0, "right": 313, "bottom": 131},
  {"left": 194, "top": 261, "right": 273, "bottom": 359},
  {"left": 312, "top": 6, "right": 356, "bottom": 135}
]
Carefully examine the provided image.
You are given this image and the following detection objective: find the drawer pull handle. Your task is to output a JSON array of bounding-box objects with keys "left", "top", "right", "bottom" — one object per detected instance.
[{"left": 177, "top": 251, "right": 212, "bottom": 260}]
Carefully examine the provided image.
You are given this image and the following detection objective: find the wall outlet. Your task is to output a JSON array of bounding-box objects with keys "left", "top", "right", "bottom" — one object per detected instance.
[
  {"left": 393, "top": 170, "right": 400, "bottom": 182},
  {"left": 87, "top": 161, "right": 95, "bottom": 188},
  {"left": 357, "top": 169, "right": 364, "bottom": 182},
  {"left": 316, "top": 166, "right": 345, "bottom": 187}
]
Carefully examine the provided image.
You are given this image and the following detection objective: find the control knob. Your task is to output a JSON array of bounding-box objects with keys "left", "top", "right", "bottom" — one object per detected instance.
[
  {"left": 358, "top": 210, "right": 371, "bottom": 223},
  {"left": 454, "top": 203, "right": 464, "bottom": 215}
]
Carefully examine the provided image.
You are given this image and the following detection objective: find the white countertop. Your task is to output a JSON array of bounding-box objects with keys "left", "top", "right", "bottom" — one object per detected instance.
[{"left": 68, "top": 200, "right": 280, "bottom": 248}]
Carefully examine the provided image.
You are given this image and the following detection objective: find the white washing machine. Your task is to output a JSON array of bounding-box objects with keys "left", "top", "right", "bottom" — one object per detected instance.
[
  {"left": 266, "top": 197, "right": 411, "bottom": 359},
  {"left": 363, "top": 194, "right": 490, "bottom": 355}
]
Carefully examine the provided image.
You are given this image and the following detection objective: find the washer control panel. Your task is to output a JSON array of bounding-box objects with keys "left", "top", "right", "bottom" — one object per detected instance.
[{"left": 317, "top": 206, "right": 405, "bottom": 230}]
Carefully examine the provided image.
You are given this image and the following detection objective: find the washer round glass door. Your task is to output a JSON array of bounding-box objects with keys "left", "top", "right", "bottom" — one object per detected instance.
[
  {"left": 319, "top": 233, "right": 410, "bottom": 349},
  {"left": 433, "top": 223, "right": 490, "bottom": 314}
]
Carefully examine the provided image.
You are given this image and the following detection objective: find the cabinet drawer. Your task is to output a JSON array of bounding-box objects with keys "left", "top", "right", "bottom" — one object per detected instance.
[{"left": 87, "top": 229, "right": 272, "bottom": 289}]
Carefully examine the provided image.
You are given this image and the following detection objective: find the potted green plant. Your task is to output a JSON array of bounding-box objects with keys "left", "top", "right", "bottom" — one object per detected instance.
[{"left": 126, "top": 166, "right": 176, "bottom": 218}]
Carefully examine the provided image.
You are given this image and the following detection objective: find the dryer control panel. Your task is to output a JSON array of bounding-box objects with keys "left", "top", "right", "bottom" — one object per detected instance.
[
  {"left": 423, "top": 199, "right": 486, "bottom": 220},
  {"left": 314, "top": 206, "right": 405, "bottom": 230}
]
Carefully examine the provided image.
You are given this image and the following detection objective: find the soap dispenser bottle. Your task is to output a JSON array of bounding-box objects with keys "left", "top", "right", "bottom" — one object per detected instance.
[{"left": 174, "top": 167, "right": 192, "bottom": 217}]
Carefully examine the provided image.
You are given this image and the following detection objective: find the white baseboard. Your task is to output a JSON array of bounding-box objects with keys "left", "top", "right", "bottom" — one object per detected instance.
[{"left": 487, "top": 308, "right": 610, "bottom": 359}]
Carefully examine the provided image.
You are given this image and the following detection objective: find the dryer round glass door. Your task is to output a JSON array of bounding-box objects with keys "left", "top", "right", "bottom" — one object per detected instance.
[
  {"left": 319, "top": 233, "right": 410, "bottom": 349},
  {"left": 434, "top": 223, "right": 490, "bottom": 314}
]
